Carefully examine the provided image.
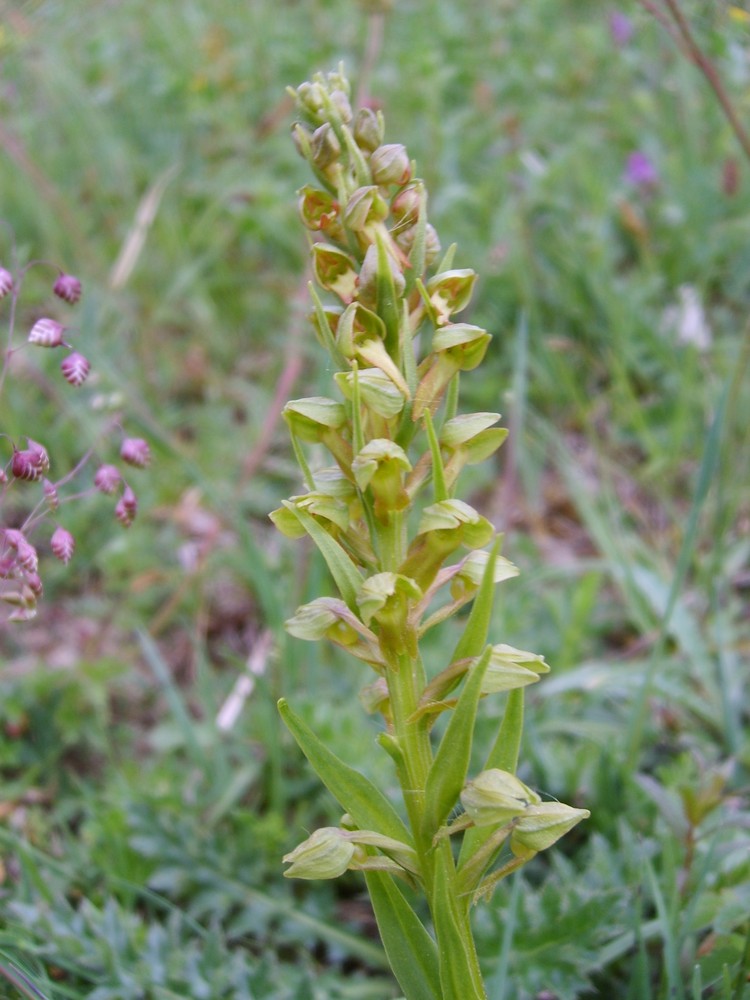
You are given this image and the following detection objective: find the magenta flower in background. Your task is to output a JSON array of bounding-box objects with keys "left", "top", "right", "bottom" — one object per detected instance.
[
  {"left": 624, "top": 151, "right": 659, "bottom": 189},
  {"left": 610, "top": 11, "right": 634, "bottom": 47}
]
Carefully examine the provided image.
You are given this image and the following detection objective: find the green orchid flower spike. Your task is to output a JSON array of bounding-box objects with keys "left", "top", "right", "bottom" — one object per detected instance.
[{"left": 273, "top": 68, "right": 589, "bottom": 1000}]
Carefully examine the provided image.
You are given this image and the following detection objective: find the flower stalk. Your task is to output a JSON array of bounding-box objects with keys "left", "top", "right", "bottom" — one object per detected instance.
[{"left": 273, "top": 69, "right": 588, "bottom": 1000}]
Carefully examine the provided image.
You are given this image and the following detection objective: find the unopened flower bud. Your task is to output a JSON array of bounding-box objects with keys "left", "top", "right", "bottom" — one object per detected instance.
[
  {"left": 480, "top": 643, "right": 550, "bottom": 694},
  {"left": 43, "top": 478, "right": 59, "bottom": 511},
  {"left": 370, "top": 144, "right": 411, "bottom": 186},
  {"left": 329, "top": 88, "right": 353, "bottom": 124},
  {"left": 395, "top": 222, "right": 441, "bottom": 267},
  {"left": 282, "top": 397, "right": 347, "bottom": 442},
  {"left": 283, "top": 827, "right": 356, "bottom": 880},
  {"left": 449, "top": 548, "right": 518, "bottom": 601},
  {"left": 28, "top": 318, "right": 66, "bottom": 348},
  {"left": 94, "top": 464, "right": 122, "bottom": 495},
  {"left": 391, "top": 185, "right": 421, "bottom": 225},
  {"left": 0, "top": 267, "right": 14, "bottom": 298},
  {"left": 357, "top": 242, "right": 405, "bottom": 309},
  {"left": 50, "top": 526, "right": 75, "bottom": 565},
  {"left": 291, "top": 122, "right": 313, "bottom": 160},
  {"left": 53, "top": 273, "right": 82, "bottom": 304},
  {"left": 120, "top": 437, "right": 151, "bottom": 468},
  {"left": 26, "top": 440, "right": 50, "bottom": 473},
  {"left": 295, "top": 81, "right": 327, "bottom": 120},
  {"left": 310, "top": 122, "right": 341, "bottom": 170},
  {"left": 343, "top": 186, "right": 389, "bottom": 233},
  {"left": 353, "top": 107, "right": 383, "bottom": 151},
  {"left": 115, "top": 486, "right": 138, "bottom": 527},
  {"left": 11, "top": 449, "right": 44, "bottom": 482},
  {"left": 12, "top": 535, "right": 39, "bottom": 575},
  {"left": 510, "top": 803, "right": 590, "bottom": 859},
  {"left": 61, "top": 351, "right": 90, "bottom": 387},
  {"left": 461, "top": 769, "right": 541, "bottom": 828}
]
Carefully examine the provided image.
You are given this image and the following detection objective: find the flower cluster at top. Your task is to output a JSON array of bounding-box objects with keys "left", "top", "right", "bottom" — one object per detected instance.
[{"left": 272, "top": 68, "right": 509, "bottom": 645}]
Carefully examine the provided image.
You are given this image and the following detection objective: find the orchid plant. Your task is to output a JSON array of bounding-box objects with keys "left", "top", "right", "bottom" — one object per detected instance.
[{"left": 272, "top": 69, "right": 589, "bottom": 1000}]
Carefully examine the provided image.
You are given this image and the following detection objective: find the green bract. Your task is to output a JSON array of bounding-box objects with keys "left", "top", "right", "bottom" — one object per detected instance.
[{"left": 272, "top": 68, "right": 588, "bottom": 1000}]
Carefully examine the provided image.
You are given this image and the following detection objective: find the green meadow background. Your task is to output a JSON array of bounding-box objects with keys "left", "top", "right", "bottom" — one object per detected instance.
[{"left": 1, "top": 1, "right": 749, "bottom": 997}]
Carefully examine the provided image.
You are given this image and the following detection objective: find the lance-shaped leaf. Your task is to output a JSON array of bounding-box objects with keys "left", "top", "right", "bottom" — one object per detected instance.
[
  {"left": 432, "top": 846, "right": 487, "bottom": 1000},
  {"left": 449, "top": 536, "right": 501, "bottom": 664},
  {"left": 459, "top": 689, "right": 525, "bottom": 870},
  {"left": 424, "top": 268, "right": 477, "bottom": 326},
  {"left": 364, "top": 871, "right": 442, "bottom": 1000},
  {"left": 510, "top": 802, "right": 590, "bottom": 860},
  {"left": 421, "top": 646, "right": 492, "bottom": 839},
  {"left": 357, "top": 232, "right": 405, "bottom": 355},
  {"left": 312, "top": 243, "right": 359, "bottom": 303},
  {"left": 309, "top": 284, "right": 347, "bottom": 367},
  {"left": 335, "top": 367, "right": 405, "bottom": 419},
  {"left": 413, "top": 325, "right": 492, "bottom": 420},
  {"left": 280, "top": 501, "right": 363, "bottom": 610},
  {"left": 278, "top": 699, "right": 412, "bottom": 845},
  {"left": 269, "top": 491, "right": 350, "bottom": 538}
]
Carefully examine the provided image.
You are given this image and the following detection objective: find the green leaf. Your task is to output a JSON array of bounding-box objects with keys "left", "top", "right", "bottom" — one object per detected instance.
[
  {"left": 432, "top": 847, "right": 487, "bottom": 1000},
  {"left": 278, "top": 699, "right": 412, "bottom": 845},
  {"left": 364, "top": 871, "right": 441, "bottom": 1000},
  {"left": 423, "top": 409, "right": 448, "bottom": 502},
  {"left": 376, "top": 229, "right": 401, "bottom": 356},
  {"left": 421, "top": 645, "right": 492, "bottom": 839},
  {"left": 450, "top": 537, "right": 500, "bottom": 662},
  {"left": 281, "top": 500, "right": 363, "bottom": 610},
  {"left": 309, "top": 282, "right": 347, "bottom": 370}
]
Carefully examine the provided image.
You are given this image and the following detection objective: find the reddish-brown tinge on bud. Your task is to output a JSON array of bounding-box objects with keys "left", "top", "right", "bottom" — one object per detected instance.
[
  {"left": 115, "top": 486, "right": 138, "bottom": 527},
  {"left": 50, "top": 526, "right": 75, "bottom": 565},
  {"left": 94, "top": 464, "right": 122, "bottom": 495},
  {"left": 11, "top": 449, "right": 44, "bottom": 482},
  {"left": 0, "top": 267, "right": 14, "bottom": 299},
  {"left": 53, "top": 273, "right": 83, "bottom": 304},
  {"left": 61, "top": 352, "right": 91, "bottom": 387},
  {"left": 120, "top": 438, "right": 151, "bottom": 469}
]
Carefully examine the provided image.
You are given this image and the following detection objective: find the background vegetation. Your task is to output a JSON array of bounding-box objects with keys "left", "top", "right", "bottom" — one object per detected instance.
[{"left": 1, "top": 0, "right": 748, "bottom": 997}]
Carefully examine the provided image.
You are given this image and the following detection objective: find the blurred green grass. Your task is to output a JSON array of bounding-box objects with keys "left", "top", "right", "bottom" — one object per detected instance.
[{"left": 1, "top": 1, "right": 749, "bottom": 997}]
